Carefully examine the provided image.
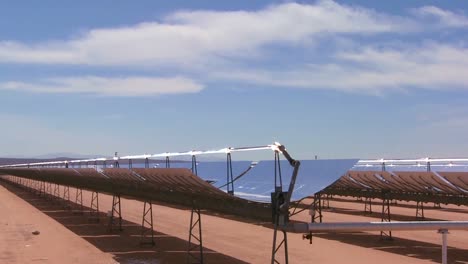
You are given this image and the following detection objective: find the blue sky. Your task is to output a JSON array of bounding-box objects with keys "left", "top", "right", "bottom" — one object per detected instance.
[{"left": 0, "top": 0, "right": 467, "bottom": 160}]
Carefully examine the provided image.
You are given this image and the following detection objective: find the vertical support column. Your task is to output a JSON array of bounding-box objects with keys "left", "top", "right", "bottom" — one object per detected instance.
[
  {"left": 271, "top": 229, "right": 288, "bottom": 264},
  {"left": 187, "top": 203, "right": 203, "bottom": 264},
  {"left": 89, "top": 191, "right": 100, "bottom": 223},
  {"left": 416, "top": 201, "right": 425, "bottom": 220},
  {"left": 45, "top": 182, "right": 52, "bottom": 199},
  {"left": 322, "top": 194, "right": 331, "bottom": 209},
  {"left": 438, "top": 229, "right": 449, "bottom": 264},
  {"left": 165, "top": 156, "right": 170, "bottom": 168},
  {"left": 310, "top": 193, "right": 323, "bottom": 223},
  {"left": 74, "top": 188, "right": 84, "bottom": 214},
  {"left": 226, "top": 153, "right": 234, "bottom": 195},
  {"left": 108, "top": 194, "right": 123, "bottom": 232},
  {"left": 140, "top": 200, "right": 155, "bottom": 246},
  {"left": 63, "top": 185, "right": 71, "bottom": 209},
  {"left": 271, "top": 190, "right": 289, "bottom": 264},
  {"left": 364, "top": 197, "right": 372, "bottom": 214},
  {"left": 380, "top": 192, "right": 392, "bottom": 240},
  {"left": 191, "top": 155, "right": 198, "bottom": 176},
  {"left": 39, "top": 181, "right": 46, "bottom": 196},
  {"left": 54, "top": 184, "right": 60, "bottom": 197}
]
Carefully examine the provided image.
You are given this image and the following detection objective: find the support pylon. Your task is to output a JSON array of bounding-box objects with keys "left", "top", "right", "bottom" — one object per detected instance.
[
  {"left": 416, "top": 201, "right": 425, "bottom": 220},
  {"left": 74, "top": 188, "right": 84, "bottom": 214},
  {"left": 140, "top": 200, "right": 155, "bottom": 246},
  {"left": 311, "top": 193, "right": 323, "bottom": 223},
  {"left": 364, "top": 197, "right": 372, "bottom": 214},
  {"left": 187, "top": 204, "right": 203, "bottom": 264},
  {"left": 45, "top": 182, "right": 52, "bottom": 199},
  {"left": 380, "top": 193, "right": 393, "bottom": 240},
  {"left": 108, "top": 194, "right": 123, "bottom": 232},
  {"left": 89, "top": 191, "right": 100, "bottom": 223}
]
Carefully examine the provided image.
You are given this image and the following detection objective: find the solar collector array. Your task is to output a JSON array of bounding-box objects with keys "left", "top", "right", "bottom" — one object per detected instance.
[
  {"left": 323, "top": 170, "right": 468, "bottom": 205},
  {"left": 0, "top": 167, "right": 272, "bottom": 220}
]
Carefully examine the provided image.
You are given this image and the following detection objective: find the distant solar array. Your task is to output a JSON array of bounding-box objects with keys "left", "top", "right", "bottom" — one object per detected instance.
[{"left": 323, "top": 170, "right": 468, "bottom": 205}]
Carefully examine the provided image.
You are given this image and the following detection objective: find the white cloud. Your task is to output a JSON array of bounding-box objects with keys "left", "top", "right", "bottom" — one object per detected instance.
[
  {"left": 414, "top": 6, "right": 468, "bottom": 27},
  {"left": 0, "top": 76, "right": 203, "bottom": 96},
  {"left": 0, "top": 1, "right": 415, "bottom": 66},
  {"left": 210, "top": 43, "right": 468, "bottom": 94}
]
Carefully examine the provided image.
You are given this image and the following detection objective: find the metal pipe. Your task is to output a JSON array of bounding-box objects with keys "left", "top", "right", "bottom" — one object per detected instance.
[
  {"left": 0, "top": 143, "right": 280, "bottom": 168},
  {"left": 438, "top": 229, "right": 449, "bottom": 264},
  {"left": 283, "top": 221, "right": 468, "bottom": 233}
]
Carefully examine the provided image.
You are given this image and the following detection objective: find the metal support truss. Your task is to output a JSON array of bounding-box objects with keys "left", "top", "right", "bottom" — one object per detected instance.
[
  {"left": 322, "top": 194, "right": 331, "bottom": 209},
  {"left": 74, "top": 188, "right": 84, "bottom": 214},
  {"left": 364, "top": 197, "right": 373, "bottom": 214},
  {"left": 140, "top": 200, "right": 155, "bottom": 246},
  {"left": 310, "top": 193, "right": 323, "bottom": 223},
  {"left": 226, "top": 153, "right": 234, "bottom": 195},
  {"left": 53, "top": 184, "right": 60, "bottom": 199},
  {"left": 271, "top": 190, "right": 289, "bottom": 264},
  {"left": 108, "top": 194, "right": 123, "bottom": 232},
  {"left": 39, "top": 181, "right": 46, "bottom": 196},
  {"left": 45, "top": 182, "right": 52, "bottom": 199},
  {"left": 62, "top": 185, "right": 71, "bottom": 209},
  {"left": 271, "top": 228, "right": 289, "bottom": 264},
  {"left": 380, "top": 193, "right": 393, "bottom": 240},
  {"left": 187, "top": 203, "right": 203, "bottom": 264},
  {"left": 416, "top": 201, "right": 425, "bottom": 220},
  {"left": 89, "top": 191, "right": 100, "bottom": 222}
]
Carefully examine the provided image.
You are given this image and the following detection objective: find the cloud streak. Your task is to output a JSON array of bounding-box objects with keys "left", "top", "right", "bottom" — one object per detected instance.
[
  {"left": 0, "top": 1, "right": 415, "bottom": 66},
  {"left": 0, "top": 1, "right": 466, "bottom": 96},
  {"left": 210, "top": 43, "right": 468, "bottom": 94},
  {"left": 0, "top": 76, "right": 203, "bottom": 96}
]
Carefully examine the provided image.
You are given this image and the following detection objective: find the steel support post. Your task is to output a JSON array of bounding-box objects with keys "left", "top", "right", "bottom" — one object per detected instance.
[
  {"left": 140, "top": 200, "right": 155, "bottom": 246},
  {"left": 364, "top": 197, "right": 372, "bottom": 214},
  {"left": 187, "top": 204, "right": 203, "bottom": 264},
  {"left": 271, "top": 228, "right": 288, "bottom": 264},
  {"left": 45, "top": 182, "right": 52, "bottom": 199},
  {"left": 165, "top": 156, "right": 170, "bottom": 168},
  {"left": 438, "top": 229, "right": 449, "bottom": 264},
  {"left": 322, "top": 194, "right": 331, "bottom": 209},
  {"left": 311, "top": 193, "right": 323, "bottom": 223},
  {"left": 62, "top": 185, "right": 71, "bottom": 209},
  {"left": 53, "top": 184, "right": 60, "bottom": 197},
  {"left": 416, "top": 201, "right": 425, "bottom": 220},
  {"left": 191, "top": 155, "right": 198, "bottom": 176},
  {"left": 271, "top": 190, "right": 289, "bottom": 264},
  {"left": 226, "top": 153, "right": 234, "bottom": 195},
  {"left": 380, "top": 194, "right": 393, "bottom": 240},
  {"left": 89, "top": 191, "right": 100, "bottom": 222},
  {"left": 108, "top": 194, "right": 123, "bottom": 232},
  {"left": 39, "top": 181, "right": 45, "bottom": 196},
  {"left": 74, "top": 188, "right": 84, "bottom": 214}
]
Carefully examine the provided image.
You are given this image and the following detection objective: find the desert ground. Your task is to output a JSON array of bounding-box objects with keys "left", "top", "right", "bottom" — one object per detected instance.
[{"left": 0, "top": 177, "right": 467, "bottom": 264}]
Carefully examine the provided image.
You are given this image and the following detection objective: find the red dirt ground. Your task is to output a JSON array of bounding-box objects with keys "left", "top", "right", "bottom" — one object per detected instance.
[{"left": 0, "top": 177, "right": 467, "bottom": 264}]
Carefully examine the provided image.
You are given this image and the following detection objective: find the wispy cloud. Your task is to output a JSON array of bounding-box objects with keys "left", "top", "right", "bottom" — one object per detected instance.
[
  {"left": 414, "top": 6, "right": 468, "bottom": 27},
  {"left": 210, "top": 43, "right": 468, "bottom": 94},
  {"left": 0, "top": 1, "right": 415, "bottom": 66},
  {"left": 0, "top": 76, "right": 203, "bottom": 96},
  {"left": 0, "top": 1, "right": 466, "bottom": 96}
]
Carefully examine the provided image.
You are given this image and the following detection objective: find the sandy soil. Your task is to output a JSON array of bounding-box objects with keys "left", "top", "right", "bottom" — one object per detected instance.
[{"left": 0, "top": 176, "right": 467, "bottom": 264}]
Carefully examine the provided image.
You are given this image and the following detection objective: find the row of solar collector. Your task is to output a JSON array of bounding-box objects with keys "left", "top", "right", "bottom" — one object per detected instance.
[
  {"left": 0, "top": 167, "right": 272, "bottom": 220},
  {"left": 324, "top": 170, "right": 468, "bottom": 205}
]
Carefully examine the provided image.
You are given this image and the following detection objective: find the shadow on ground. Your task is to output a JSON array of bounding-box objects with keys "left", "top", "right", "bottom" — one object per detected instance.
[
  {"left": 314, "top": 231, "right": 468, "bottom": 264},
  {"left": 0, "top": 180, "right": 248, "bottom": 264}
]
